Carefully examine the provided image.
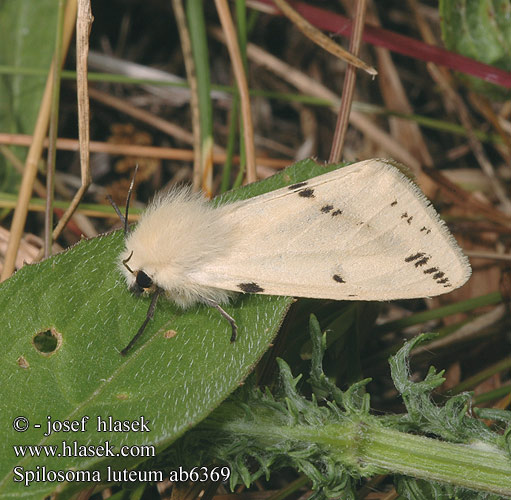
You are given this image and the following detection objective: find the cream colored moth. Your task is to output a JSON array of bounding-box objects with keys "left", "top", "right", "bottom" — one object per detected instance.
[{"left": 118, "top": 159, "right": 471, "bottom": 355}]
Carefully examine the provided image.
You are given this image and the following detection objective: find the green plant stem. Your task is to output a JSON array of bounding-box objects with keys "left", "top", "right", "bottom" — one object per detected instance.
[
  {"left": 0, "top": 192, "right": 141, "bottom": 216},
  {"left": 209, "top": 403, "right": 511, "bottom": 496},
  {"left": 1, "top": 66, "right": 502, "bottom": 144},
  {"left": 360, "top": 425, "right": 511, "bottom": 496},
  {"left": 376, "top": 291, "right": 502, "bottom": 334},
  {"left": 448, "top": 357, "right": 511, "bottom": 395},
  {"left": 220, "top": 96, "right": 238, "bottom": 192},
  {"left": 186, "top": 0, "right": 213, "bottom": 191},
  {"left": 363, "top": 321, "right": 462, "bottom": 369},
  {"left": 473, "top": 384, "right": 511, "bottom": 405},
  {"left": 364, "top": 292, "right": 503, "bottom": 370}
]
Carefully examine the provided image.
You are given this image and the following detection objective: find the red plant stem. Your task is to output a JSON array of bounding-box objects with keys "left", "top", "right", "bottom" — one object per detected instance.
[{"left": 260, "top": 0, "right": 511, "bottom": 88}]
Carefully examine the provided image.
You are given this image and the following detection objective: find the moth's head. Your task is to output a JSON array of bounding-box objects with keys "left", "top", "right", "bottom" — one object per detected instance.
[{"left": 120, "top": 249, "right": 156, "bottom": 296}]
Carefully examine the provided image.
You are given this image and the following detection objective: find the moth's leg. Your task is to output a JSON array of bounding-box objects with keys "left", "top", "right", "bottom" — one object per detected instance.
[
  {"left": 203, "top": 298, "right": 238, "bottom": 342},
  {"left": 121, "top": 287, "right": 162, "bottom": 356}
]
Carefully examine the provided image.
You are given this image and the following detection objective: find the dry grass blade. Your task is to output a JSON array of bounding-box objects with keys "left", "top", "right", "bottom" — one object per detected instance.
[
  {"left": 172, "top": 0, "right": 203, "bottom": 192},
  {"left": 87, "top": 87, "right": 195, "bottom": 147},
  {"left": 366, "top": 1, "right": 433, "bottom": 168},
  {"left": 34, "top": 0, "right": 93, "bottom": 263},
  {"left": 273, "top": 0, "right": 376, "bottom": 77},
  {"left": 87, "top": 85, "right": 226, "bottom": 161},
  {"left": 0, "top": 133, "right": 289, "bottom": 169},
  {"left": 210, "top": 29, "right": 421, "bottom": 170},
  {"left": 464, "top": 251, "right": 511, "bottom": 262},
  {"left": 407, "top": 0, "right": 511, "bottom": 214},
  {"left": 468, "top": 92, "right": 511, "bottom": 162},
  {"left": 215, "top": 0, "right": 256, "bottom": 184},
  {"left": 0, "top": 0, "right": 78, "bottom": 280},
  {"left": 329, "top": 0, "right": 368, "bottom": 163},
  {"left": 44, "top": 0, "right": 66, "bottom": 259},
  {"left": 411, "top": 305, "right": 507, "bottom": 358},
  {"left": 428, "top": 64, "right": 511, "bottom": 214},
  {"left": 0, "top": 146, "right": 47, "bottom": 198},
  {"left": 423, "top": 166, "right": 511, "bottom": 226}
]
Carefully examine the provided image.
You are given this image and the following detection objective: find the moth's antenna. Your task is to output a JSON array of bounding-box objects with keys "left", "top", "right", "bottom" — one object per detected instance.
[
  {"left": 120, "top": 287, "right": 162, "bottom": 356},
  {"left": 107, "top": 195, "right": 125, "bottom": 225},
  {"left": 124, "top": 164, "right": 138, "bottom": 236},
  {"left": 106, "top": 164, "right": 139, "bottom": 236}
]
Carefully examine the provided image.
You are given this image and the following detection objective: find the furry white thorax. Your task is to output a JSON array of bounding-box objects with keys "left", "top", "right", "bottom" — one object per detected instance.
[{"left": 120, "top": 188, "right": 236, "bottom": 308}]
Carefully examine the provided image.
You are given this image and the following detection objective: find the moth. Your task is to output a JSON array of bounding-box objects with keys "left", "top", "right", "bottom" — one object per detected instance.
[{"left": 117, "top": 159, "right": 471, "bottom": 355}]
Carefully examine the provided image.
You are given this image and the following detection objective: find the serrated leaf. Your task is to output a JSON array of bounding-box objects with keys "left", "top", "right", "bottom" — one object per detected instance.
[{"left": 0, "top": 158, "right": 339, "bottom": 499}]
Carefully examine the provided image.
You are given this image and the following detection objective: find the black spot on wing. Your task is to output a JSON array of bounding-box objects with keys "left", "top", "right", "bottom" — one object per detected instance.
[
  {"left": 320, "top": 204, "right": 343, "bottom": 217},
  {"left": 400, "top": 212, "right": 414, "bottom": 224},
  {"left": 298, "top": 188, "right": 315, "bottom": 198},
  {"left": 238, "top": 282, "right": 264, "bottom": 293},
  {"left": 405, "top": 252, "right": 426, "bottom": 263},
  {"left": 414, "top": 255, "right": 430, "bottom": 267},
  {"left": 423, "top": 267, "right": 439, "bottom": 274},
  {"left": 401, "top": 212, "right": 413, "bottom": 223},
  {"left": 420, "top": 226, "right": 432, "bottom": 234},
  {"left": 406, "top": 253, "right": 452, "bottom": 289},
  {"left": 391, "top": 200, "right": 398, "bottom": 206},
  {"left": 332, "top": 274, "right": 345, "bottom": 284},
  {"left": 288, "top": 181, "right": 308, "bottom": 190}
]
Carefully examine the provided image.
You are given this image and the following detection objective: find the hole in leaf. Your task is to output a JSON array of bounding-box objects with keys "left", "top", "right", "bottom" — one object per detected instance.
[{"left": 33, "top": 327, "right": 62, "bottom": 355}]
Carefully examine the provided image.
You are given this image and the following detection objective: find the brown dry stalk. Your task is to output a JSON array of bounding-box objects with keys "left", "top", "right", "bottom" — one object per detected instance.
[
  {"left": 210, "top": 29, "right": 421, "bottom": 170},
  {"left": 172, "top": 0, "right": 204, "bottom": 192},
  {"left": 42, "top": 0, "right": 93, "bottom": 262},
  {"left": 1, "top": 0, "right": 78, "bottom": 280},
  {"left": 273, "top": 0, "right": 376, "bottom": 77},
  {"left": 329, "top": 0, "right": 368, "bottom": 163},
  {"left": 0, "top": 133, "right": 290, "bottom": 169},
  {"left": 366, "top": 1, "right": 433, "bottom": 168},
  {"left": 215, "top": 0, "right": 257, "bottom": 184},
  {"left": 44, "top": 0, "right": 66, "bottom": 258},
  {"left": 33, "top": 0, "right": 94, "bottom": 265},
  {"left": 429, "top": 64, "right": 511, "bottom": 214}
]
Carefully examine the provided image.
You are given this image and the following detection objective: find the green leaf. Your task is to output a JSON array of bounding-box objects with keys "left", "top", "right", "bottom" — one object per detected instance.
[
  {"left": 0, "top": 158, "right": 338, "bottom": 499},
  {"left": 0, "top": 0, "right": 59, "bottom": 191},
  {"left": 439, "top": 0, "right": 511, "bottom": 98},
  {"left": 389, "top": 334, "right": 501, "bottom": 445},
  {"left": 170, "top": 323, "right": 511, "bottom": 498},
  {"left": 440, "top": 0, "right": 511, "bottom": 69}
]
